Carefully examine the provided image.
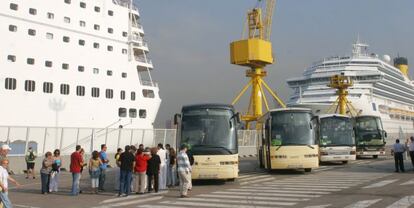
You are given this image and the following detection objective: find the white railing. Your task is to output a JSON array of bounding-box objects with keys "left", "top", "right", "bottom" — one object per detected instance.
[
  {"left": 0, "top": 126, "right": 258, "bottom": 156},
  {"left": 135, "top": 56, "right": 152, "bottom": 65}
]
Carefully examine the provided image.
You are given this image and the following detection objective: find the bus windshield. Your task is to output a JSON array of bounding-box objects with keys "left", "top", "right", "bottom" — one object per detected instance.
[
  {"left": 354, "top": 116, "right": 384, "bottom": 146},
  {"left": 181, "top": 108, "right": 237, "bottom": 154},
  {"left": 320, "top": 116, "right": 354, "bottom": 146},
  {"left": 270, "top": 111, "right": 315, "bottom": 146}
]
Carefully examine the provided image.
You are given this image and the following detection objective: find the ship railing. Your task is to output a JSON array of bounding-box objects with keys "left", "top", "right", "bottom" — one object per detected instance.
[
  {"left": 0, "top": 126, "right": 259, "bottom": 156},
  {"left": 113, "top": 0, "right": 139, "bottom": 12},
  {"left": 135, "top": 56, "right": 152, "bottom": 65}
]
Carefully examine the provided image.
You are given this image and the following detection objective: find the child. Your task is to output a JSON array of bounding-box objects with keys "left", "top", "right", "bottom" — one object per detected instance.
[{"left": 0, "top": 158, "right": 20, "bottom": 208}]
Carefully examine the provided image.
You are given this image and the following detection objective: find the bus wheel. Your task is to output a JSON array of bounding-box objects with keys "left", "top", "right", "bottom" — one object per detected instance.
[
  {"left": 304, "top": 168, "right": 312, "bottom": 173},
  {"left": 227, "top": 178, "right": 236, "bottom": 182},
  {"left": 373, "top": 155, "right": 378, "bottom": 159},
  {"left": 342, "top": 161, "right": 348, "bottom": 164}
]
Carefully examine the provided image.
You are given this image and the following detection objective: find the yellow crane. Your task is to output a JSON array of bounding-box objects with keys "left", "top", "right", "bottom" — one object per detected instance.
[
  {"left": 230, "top": 0, "right": 285, "bottom": 129},
  {"left": 326, "top": 74, "right": 359, "bottom": 116}
]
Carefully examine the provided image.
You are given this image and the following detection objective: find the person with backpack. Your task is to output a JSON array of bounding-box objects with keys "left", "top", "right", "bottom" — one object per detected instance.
[
  {"left": 25, "top": 147, "right": 36, "bottom": 179},
  {"left": 49, "top": 149, "right": 62, "bottom": 192},
  {"left": 114, "top": 148, "right": 123, "bottom": 190}
]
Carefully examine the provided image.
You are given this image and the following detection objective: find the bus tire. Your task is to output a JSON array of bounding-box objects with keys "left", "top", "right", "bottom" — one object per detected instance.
[
  {"left": 227, "top": 178, "right": 236, "bottom": 182},
  {"left": 304, "top": 168, "right": 312, "bottom": 173},
  {"left": 373, "top": 155, "right": 378, "bottom": 159},
  {"left": 342, "top": 161, "right": 348, "bottom": 164}
]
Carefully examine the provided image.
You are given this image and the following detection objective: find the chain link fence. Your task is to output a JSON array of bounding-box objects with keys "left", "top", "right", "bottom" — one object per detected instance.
[{"left": 0, "top": 126, "right": 258, "bottom": 156}]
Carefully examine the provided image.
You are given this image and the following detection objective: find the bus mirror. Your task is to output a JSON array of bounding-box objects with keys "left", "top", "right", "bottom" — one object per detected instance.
[
  {"left": 174, "top": 114, "right": 181, "bottom": 125},
  {"left": 236, "top": 112, "right": 241, "bottom": 124},
  {"left": 384, "top": 131, "right": 387, "bottom": 138}
]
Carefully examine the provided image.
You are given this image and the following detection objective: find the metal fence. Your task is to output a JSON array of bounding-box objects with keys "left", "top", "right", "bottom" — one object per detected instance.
[{"left": 0, "top": 126, "right": 258, "bottom": 156}]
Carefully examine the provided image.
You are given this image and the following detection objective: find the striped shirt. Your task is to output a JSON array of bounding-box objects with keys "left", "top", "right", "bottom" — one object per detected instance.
[{"left": 177, "top": 150, "right": 191, "bottom": 173}]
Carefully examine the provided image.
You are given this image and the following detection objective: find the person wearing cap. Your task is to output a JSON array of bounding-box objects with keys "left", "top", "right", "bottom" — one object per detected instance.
[
  {"left": 25, "top": 147, "right": 37, "bottom": 179},
  {"left": 177, "top": 144, "right": 192, "bottom": 198},
  {"left": 0, "top": 145, "right": 12, "bottom": 174}
]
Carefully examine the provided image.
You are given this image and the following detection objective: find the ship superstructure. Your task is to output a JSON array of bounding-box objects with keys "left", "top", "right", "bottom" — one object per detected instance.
[
  {"left": 0, "top": 0, "right": 160, "bottom": 130},
  {"left": 287, "top": 40, "right": 414, "bottom": 139}
]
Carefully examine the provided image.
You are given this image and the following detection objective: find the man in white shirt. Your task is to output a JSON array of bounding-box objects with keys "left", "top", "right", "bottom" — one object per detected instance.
[
  {"left": 391, "top": 139, "right": 406, "bottom": 172},
  {"left": 157, "top": 143, "right": 167, "bottom": 190},
  {"left": 0, "top": 158, "right": 20, "bottom": 208},
  {"left": 407, "top": 137, "right": 414, "bottom": 170}
]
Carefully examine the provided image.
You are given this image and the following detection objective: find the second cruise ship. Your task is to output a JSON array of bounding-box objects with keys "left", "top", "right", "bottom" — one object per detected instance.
[{"left": 287, "top": 40, "right": 414, "bottom": 140}]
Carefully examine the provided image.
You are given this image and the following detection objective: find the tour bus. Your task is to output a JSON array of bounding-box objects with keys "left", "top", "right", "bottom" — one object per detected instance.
[
  {"left": 317, "top": 114, "right": 356, "bottom": 164},
  {"left": 258, "top": 108, "right": 319, "bottom": 172},
  {"left": 353, "top": 115, "right": 387, "bottom": 158},
  {"left": 174, "top": 104, "right": 239, "bottom": 180}
]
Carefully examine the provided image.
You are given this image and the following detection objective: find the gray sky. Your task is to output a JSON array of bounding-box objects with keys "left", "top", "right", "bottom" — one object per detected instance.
[{"left": 135, "top": 0, "right": 414, "bottom": 128}]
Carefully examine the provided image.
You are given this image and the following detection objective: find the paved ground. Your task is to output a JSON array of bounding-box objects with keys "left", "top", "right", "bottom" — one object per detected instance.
[{"left": 8, "top": 156, "right": 414, "bottom": 208}]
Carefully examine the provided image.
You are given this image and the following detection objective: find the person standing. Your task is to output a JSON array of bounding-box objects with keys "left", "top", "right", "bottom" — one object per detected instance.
[
  {"left": 407, "top": 136, "right": 414, "bottom": 170},
  {"left": 0, "top": 158, "right": 20, "bottom": 208},
  {"left": 391, "top": 139, "right": 406, "bottom": 172},
  {"left": 167, "top": 148, "right": 177, "bottom": 187},
  {"left": 177, "top": 144, "right": 192, "bottom": 198},
  {"left": 147, "top": 147, "right": 161, "bottom": 193},
  {"left": 118, "top": 145, "right": 135, "bottom": 197},
  {"left": 114, "top": 148, "right": 123, "bottom": 190},
  {"left": 25, "top": 147, "right": 36, "bottom": 179},
  {"left": 49, "top": 149, "right": 62, "bottom": 192},
  {"left": 70, "top": 145, "right": 83, "bottom": 196},
  {"left": 133, "top": 149, "right": 150, "bottom": 194},
  {"left": 157, "top": 143, "right": 167, "bottom": 190},
  {"left": 40, "top": 152, "right": 53, "bottom": 194},
  {"left": 89, "top": 151, "right": 102, "bottom": 194},
  {"left": 98, "top": 144, "right": 109, "bottom": 192},
  {"left": 0, "top": 145, "right": 12, "bottom": 174}
]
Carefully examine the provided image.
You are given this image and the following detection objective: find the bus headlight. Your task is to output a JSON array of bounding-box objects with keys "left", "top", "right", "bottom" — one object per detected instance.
[
  {"left": 350, "top": 151, "right": 356, "bottom": 155},
  {"left": 220, "top": 161, "right": 238, "bottom": 165},
  {"left": 320, "top": 151, "right": 329, "bottom": 156},
  {"left": 304, "top": 154, "right": 319, "bottom": 158}
]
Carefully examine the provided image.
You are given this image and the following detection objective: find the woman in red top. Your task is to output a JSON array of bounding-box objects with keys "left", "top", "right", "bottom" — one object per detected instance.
[{"left": 133, "top": 149, "right": 150, "bottom": 194}]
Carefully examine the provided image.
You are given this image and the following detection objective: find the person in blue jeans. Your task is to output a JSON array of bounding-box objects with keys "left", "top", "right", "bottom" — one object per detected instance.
[
  {"left": 99, "top": 144, "right": 109, "bottom": 191},
  {"left": 118, "top": 145, "right": 135, "bottom": 197},
  {"left": 0, "top": 158, "right": 20, "bottom": 208},
  {"left": 70, "top": 145, "right": 83, "bottom": 196}
]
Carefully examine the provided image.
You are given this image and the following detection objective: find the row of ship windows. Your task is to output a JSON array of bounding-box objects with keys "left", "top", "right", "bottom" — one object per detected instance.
[
  {"left": 119, "top": 108, "right": 146, "bottom": 119},
  {"left": 6, "top": 55, "right": 128, "bottom": 77},
  {"left": 4, "top": 78, "right": 155, "bottom": 99},
  {"left": 7, "top": 25, "right": 129, "bottom": 54},
  {"left": 10, "top": 2, "right": 115, "bottom": 17},
  {"left": 389, "top": 114, "right": 414, "bottom": 121}
]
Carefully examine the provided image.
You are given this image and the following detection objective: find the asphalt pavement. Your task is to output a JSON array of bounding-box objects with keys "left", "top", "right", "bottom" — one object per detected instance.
[{"left": 9, "top": 156, "right": 414, "bottom": 208}]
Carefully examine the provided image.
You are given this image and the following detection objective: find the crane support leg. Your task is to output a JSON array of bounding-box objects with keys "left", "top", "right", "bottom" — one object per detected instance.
[{"left": 262, "top": 80, "right": 286, "bottom": 108}]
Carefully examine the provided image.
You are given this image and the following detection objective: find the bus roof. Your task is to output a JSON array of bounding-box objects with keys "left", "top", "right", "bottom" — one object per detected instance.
[
  {"left": 268, "top": 108, "right": 312, "bottom": 113},
  {"left": 318, "top": 114, "right": 351, "bottom": 119},
  {"left": 182, "top": 103, "right": 234, "bottom": 111}
]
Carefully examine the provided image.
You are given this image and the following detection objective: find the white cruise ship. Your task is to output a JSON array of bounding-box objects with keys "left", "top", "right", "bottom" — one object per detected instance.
[
  {"left": 0, "top": 0, "right": 161, "bottom": 152},
  {"left": 287, "top": 40, "right": 414, "bottom": 140}
]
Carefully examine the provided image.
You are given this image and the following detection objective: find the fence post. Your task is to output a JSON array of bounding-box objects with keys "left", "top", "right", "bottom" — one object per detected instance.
[
  {"left": 59, "top": 128, "right": 65, "bottom": 150},
  {"left": 6, "top": 127, "right": 10, "bottom": 145},
  {"left": 163, "top": 129, "right": 167, "bottom": 145},
  {"left": 117, "top": 128, "right": 122, "bottom": 149},
  {"left": 24, "top": 127, "right": 30, "bottom": 155},
  {"left": 141, "top": 130, "right": 145, "bottom": 146},
  {"left": 130, "top": 129, "right": 134, "bottom": 145},
  {"left": 104, "top": 128, "right": 108, "bottom": 145},
  {"left": 42, "top": 128, "right": 48, "bottom": 155},
  {"left": 76, "top": 128, "right": 80, "bottom": 146},
  {"left": 90, "top": 129, "right": 95, "bottom": 154}
]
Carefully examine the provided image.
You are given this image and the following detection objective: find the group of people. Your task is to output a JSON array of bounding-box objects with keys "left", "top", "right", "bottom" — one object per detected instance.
[
  {"left": 391, "top": 137, "right": 414, "bottom": 172},
  {"left": 66, "top": 142, "right": 192, "bottom": 198}
]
